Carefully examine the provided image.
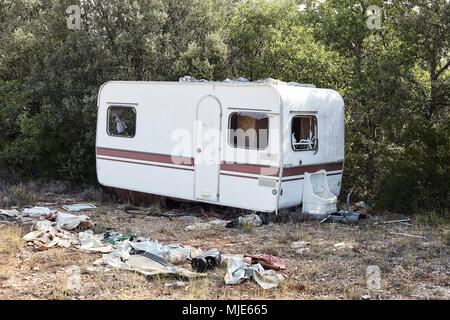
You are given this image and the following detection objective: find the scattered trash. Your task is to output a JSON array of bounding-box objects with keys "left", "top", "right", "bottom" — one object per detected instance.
[
  {"left": 319, "top": 210, "right": 360, "bottom": 223},
  {"left": 23, "top": 222, "right": 79, "bottom": 251},
  {"left": 135, "top": 251, "right": 175, "bottom": 267},
  {"left": 296, "top": 248, "right": 310, "bottom": 255},
  {"left": 361, "top": 294, "right": 371, "bottom": 300},
  {"left": 333, "top": 242, "right": 346, "bottom": 248},
  {"left": 0, "top": 209, "right": 19, "bottom": 217},
  {"left": 126, "top": 239, "right": 200, "bottom": 264},
  {"left": 389, "top": 232, "right": 426, "bottom": 240},
  {"left": 79, "top": 230, "right": 113, "bottom": 253},
  {"left": 103, "top": 232, "right": 137, "bottom": 244},
  {"left": 355, "top": 201, "right": 369, "bottom": 209},
  {"left": 44, "top": 211, "right": 57, "bottom": 222},
  {"left": 23, "top": 206, "right": 54, "bottom": 217},
  {"left": 226, "top": 214, "right": 262, "bottom": 228},
  {"left": 220, "top": 254, "right": 244, "bottom": 265},
  {"left": 63, "top": 203, "right": 97, "bottom": 212},
  {"left": 94, "top": 242, "right": 205, "bottom": 279},
  {"left": 0, "top": 213, "right": 21, "bottom": 222},
  {"left": 185, "top": 219, "right": 229, "bottom": 231},
  {"left": 291, "top": 241, "right": 311, "bottom": 249},
  {"left": 224, "top": 256, "right": 284, "bottom": 290},
  {"left": 55, "top": 212, "right": 92, "bottom": 230},
  {"left": 380, "top": 219, "right": 412, "bottom": 225},
  {"left": 191, "top": 248, "right": 221, "bottom": 272},
  {"left": 243, "top": 254, "right": 286, "bottom": 271},
  {"left": 0, "top": 208, "right": 94, "bottom": 230},
  {"left": 176, "top": 215, "right": 198, "bottom": 221}
]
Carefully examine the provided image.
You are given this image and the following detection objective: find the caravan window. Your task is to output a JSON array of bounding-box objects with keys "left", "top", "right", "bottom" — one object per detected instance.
[
  {"left": 107, "top": 106, "right": 136, "bottom": 138},
  {"left": 291, "top": 116, "right": 317, "bottom": 151},
  {"left": 228, "top": 112, "right": 269, "bottom": 150}
]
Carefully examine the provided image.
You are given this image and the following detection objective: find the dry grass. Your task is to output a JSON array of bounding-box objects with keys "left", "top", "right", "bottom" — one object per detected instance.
[
  {"left": 0, "top": 188, "right": 448, "bottom": 300},
  {"left": 0, "top": 224, "right": 25, "bottom": 282}
]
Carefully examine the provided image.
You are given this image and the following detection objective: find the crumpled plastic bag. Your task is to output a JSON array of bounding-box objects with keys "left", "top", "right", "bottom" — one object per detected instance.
[
  {"left": 224, "top": 257, "right": 284, "bottom": 290},
  {"left": 226, "top": 214, "right": 262, "bottom": 228},
  {"left": 55, "top": 212, "right": 92, "bottom": 230}
]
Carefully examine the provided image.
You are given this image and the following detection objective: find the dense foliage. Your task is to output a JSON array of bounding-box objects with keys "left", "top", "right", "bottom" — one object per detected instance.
[{"left": 0, "top": 0, "right": 448, "bottom": 214}]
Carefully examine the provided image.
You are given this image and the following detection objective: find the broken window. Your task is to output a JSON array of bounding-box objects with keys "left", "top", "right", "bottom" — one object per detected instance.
[
  {"left": 107, "top": 106, "right": 136, "bottom": 138},
  {"left": 228, "top": 112, "right": 269, "bottom": 150},
  {"left": 291, "top": 116, "right": 317, "bottom": 151}
]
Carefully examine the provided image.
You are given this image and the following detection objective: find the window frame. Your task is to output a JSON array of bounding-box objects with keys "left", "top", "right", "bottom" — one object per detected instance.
[
  {"left": 290, "top": 115, "right": 318, "bottom": 152},
  {"left": 227, "top": 111, "right": 270, "bottom": 151},
  {"left": 106, "top": 105, "right": 137, "bottom": 138}
]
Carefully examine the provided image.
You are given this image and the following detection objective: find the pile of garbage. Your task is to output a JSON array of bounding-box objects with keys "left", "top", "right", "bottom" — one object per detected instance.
[{"left": 1, "top": 205, "right": 286, "bottom": 289}]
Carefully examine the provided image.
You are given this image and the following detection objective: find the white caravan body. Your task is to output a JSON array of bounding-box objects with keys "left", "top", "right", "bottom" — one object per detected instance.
[{"left": 96, "top": 81, "right": 345, "bottom": 213}]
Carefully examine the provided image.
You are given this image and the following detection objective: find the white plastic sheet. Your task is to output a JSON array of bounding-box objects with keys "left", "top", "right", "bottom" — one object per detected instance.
[
  {"left": 55, "top": 212, "right": 91, "bottom": 230},
  {"left": 94, "top": 241, "right": 205, "bottom": 279},
  {"left": 78, "top": 230, "right": 113, "bottom": 253},
  {"left": 224, "top": 257, "right": 284, "bottom": 290}
]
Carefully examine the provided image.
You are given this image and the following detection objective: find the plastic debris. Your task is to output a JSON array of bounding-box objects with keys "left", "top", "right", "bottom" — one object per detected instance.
[
  {"left": 296, "top": 248, "right": 310, "bottom": 255},
  {"left": 23, "top": 222, "right": 79, "bottom": 251},
  {"left": 63, "top": 203, "right": 97, "bottom": 212},
  {"left": 0, "top": 213, "right": 20, "bottom": 222},
  {"left": 243, "top": 254, "right": 286, "bottom": 271},
  {"left": 191, "top": 248, "right": 221, "bottom": 272},
  {"left": 93, "top": 242, "right": 206, "bottom": 279},
  {"left": 220, "top": 254, "right": 245, "bottom": 265},
  {"left": 333, "top": 242, "right": 347, "bottom": 249},
  {"left": 103, "top": 232, "right": 137, "bottom": 244},
  {"left": 185, "top": 219, "right": 229, "bottom": 231},
  {"left": 79, "top": 230, "right": 113, "bottom": 253},
  {"left": 224, "top": 256, "right": 284, "bottom": 290},
  {"left": 0, "top": 209, "right": 19, "bottom": 217},
  {"left": 23, "top": 207, "right": 55, "bottom": 219},
  {"left": 355, "top": 201, "right": 369, "bottom": 209},
  {"left": 55, "top": 212, "right": 92, "bottom": 230},
  {"left": 322, "top": 210, "right": 360, "bottom": 223},
  {"left": 291, "top": 241, "right": 311, "bottom": 249},
  {"left": 226, "top": 214, "right": 262, "bottom": 228}
]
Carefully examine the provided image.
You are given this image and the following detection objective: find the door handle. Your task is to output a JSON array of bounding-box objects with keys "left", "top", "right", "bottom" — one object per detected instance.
[{"left": 197, "top": 148, "right": 202, "bottom": 153}]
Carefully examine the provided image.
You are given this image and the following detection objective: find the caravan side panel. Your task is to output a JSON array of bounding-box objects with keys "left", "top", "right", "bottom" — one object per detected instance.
[
  {"left": 96, "top": 82, "right": 207, "bottom": 200},
  {"left": 276, "top": 87, "right": 345, "bottom": 209}
]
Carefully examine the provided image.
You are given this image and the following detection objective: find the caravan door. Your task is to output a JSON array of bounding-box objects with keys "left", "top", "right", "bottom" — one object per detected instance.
[{"left": 194, "top": 96, "right": 222, "bottom": 201}]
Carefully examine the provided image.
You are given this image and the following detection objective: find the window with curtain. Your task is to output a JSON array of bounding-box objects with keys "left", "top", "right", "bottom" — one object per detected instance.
[{"left": 107, "top": 106, "right": 136, "bottom": 138}]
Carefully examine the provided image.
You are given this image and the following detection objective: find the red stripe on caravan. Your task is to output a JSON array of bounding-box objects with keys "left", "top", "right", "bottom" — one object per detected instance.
[
  {"left": 96, "top": 147, "right": 194, "bottom": 166},
  {"left": 96, "top": 157, "right": 195, "bottom": 171},
  {"left": 220, "top": 163, "right": 280, "bottom": 177},
  {"left": 282, "top": 162, "right": 344, "bottom": 177},
  {"left": 220, "top": 173, "right": 260, "bottom": 180}
]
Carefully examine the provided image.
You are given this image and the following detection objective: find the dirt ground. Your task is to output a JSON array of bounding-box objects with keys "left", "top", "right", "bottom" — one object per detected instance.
[{"left": 0, "top": 191, "right": 449, "bottom": 300}]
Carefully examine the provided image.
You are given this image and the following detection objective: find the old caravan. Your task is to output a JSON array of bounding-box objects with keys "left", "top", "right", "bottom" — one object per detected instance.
[{"left": 96, "top": 81, "right": 345, "bottom": 214}]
